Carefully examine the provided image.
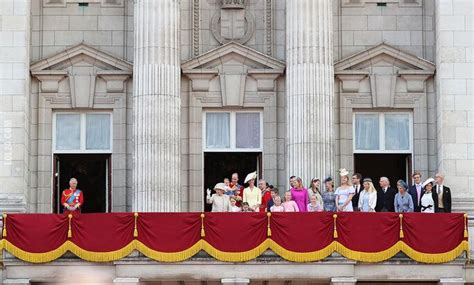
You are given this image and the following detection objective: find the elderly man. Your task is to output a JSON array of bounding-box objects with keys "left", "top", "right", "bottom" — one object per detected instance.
[
  {"left": 376, "top": 177, "right": 397, "bottom": 212},
  {"left": 61, "top": 178, "right": 84, "bottom": 214},
  {"left": 435, "top": 173, "right": 452, "bottom": 213}
]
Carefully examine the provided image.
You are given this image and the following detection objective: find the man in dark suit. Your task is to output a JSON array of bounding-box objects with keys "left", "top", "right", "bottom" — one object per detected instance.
[
  {"left": 376, "top": 176, "right": 397, "bottom": 212},
  {"left": 351, "top": 173, "right": 362, "bottom": 211},
  {"left": 435, "top": 172, "right": 452, "bottom": 213},
  {"left": 408, "top": 171, "right": 423, "bottom": 212}
]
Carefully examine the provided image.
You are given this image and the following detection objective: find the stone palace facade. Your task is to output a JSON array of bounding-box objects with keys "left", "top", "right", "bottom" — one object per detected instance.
[{"left": 0, "top": 0, "right": 474, "bottom": 284}]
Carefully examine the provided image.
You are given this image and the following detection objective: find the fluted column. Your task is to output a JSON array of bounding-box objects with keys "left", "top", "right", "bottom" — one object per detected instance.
[
  {"left": 286, "top": 0, "right": 335, "bottom": 186},
  {"left": 133, "top": 0, "right": 181, "bottom": 212}
]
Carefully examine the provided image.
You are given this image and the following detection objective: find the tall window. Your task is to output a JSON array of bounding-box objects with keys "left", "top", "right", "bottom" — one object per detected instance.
[
  {"left": 353, "top": 112, "right": 412, "bottom": 153},
  {"left": 53, "top": 112, "right": 112, "bottom": 153},
  {"left": 203, "top": 111, "right": 262, "bottom": 151}
]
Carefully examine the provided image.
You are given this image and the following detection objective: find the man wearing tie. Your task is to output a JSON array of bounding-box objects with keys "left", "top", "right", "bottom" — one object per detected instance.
[
  {"left": 351, "top": 173, "right": 362, "bottom": 211},
  {"left": 376, "top": 177, "right": 397, "bottom": 212},
  {"left": 435, "top": 172, "right": 452, "bottom": 213},
  {"left": 408, "top": 171, "right": 423, "bottom": 212}
]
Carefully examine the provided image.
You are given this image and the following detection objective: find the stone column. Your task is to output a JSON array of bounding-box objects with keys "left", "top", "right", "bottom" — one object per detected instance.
[
  {"left": 133, "top": 0, "right": 181, "bottom": 212},
  {"left": 286, "top": 0, "right": 335, "bottom": 185}
]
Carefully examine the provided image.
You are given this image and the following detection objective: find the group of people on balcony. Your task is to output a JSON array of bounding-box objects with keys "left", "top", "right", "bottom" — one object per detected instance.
[{"left": 206, "top": 169, "right": 452, "bottom": 213}]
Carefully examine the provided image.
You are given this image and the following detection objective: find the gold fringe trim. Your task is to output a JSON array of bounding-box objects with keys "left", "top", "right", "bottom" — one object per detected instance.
[
  {"left": 401, "top": 240, "right": 470, "bottom": 264},
  {"left": 200, "top": 213, "right": 205, "bottom": 237},
  {"left": 70, "top": 241, "right": 136, "bottom": 262},
  {"left": 203, "top": 239, "right": 269, "bottom": 262},
  {"left": 335, "top": 241, "right": 402, "bottom": 263},
  {"left": 333, "top": 214, "right": 338, "bottom": 239},
  {"left": 133, "top": 212, "right": 138, "bottom": 238},
  {"left": 67, "top": 214, "right": 72, "bottom": 238},
  {"left": 464, "top": 213, "right": 468, "bottom": 238},
  {"left": 136, "top": 240, "right": 203, "bottom": 262},
  {"left": 2, "top": 213, "right": 7, "bottom": 238},
  {"left": 269, "top": 240, "right": 335, "bottom": 262},
  {"left": 3, "top": 240, "right": 69, "bottom": 263},
  {"left": 267, "top": 212, "right": 272, "bottom": 237},
  {"left": 399, "top": 214, "right": 404, "bottom": 239}
]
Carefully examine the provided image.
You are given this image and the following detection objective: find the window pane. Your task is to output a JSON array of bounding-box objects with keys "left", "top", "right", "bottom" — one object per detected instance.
[
  {"left": 385, "top": 114, "right": 410, "bottom": 150},
  {"left": 355, "top": 114, "right": 379, "bottom": 150},
  {"left": 86, "top": 114, "right": 111, "bottom": 150},
  {"left": 236, "top": 113, "right": 261, "bottom": 148},
  {"left": 206, "top": 113, "right": 230, "bottom": 149},
  {"left": 56, "top": 114, "right": 81, "bottom": 150}
]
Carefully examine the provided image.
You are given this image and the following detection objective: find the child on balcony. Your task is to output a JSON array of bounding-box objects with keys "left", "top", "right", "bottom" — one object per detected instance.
[
  {"left": 270, "top": 195, "right": 285, "bottom": 212},
  {"left": 282, "top": 191, "right": 299, "bottom": 212},
  {"left": 230, "top": 196, "right": 241, "bottom": 212},
  {"left": 307, "top": 194, "right": 323, "bottom": 212}
]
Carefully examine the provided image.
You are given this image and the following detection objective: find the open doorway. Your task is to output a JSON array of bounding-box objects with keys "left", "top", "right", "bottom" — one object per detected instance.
[
  {"left": 354, "top": 154, "right": 412, "bottom": 189},
  {"left": 203, "top": 152, "right": 262, "bottom": 212},
  {"left": 53, "top": 154, "right": 111, "bottom": 213}
]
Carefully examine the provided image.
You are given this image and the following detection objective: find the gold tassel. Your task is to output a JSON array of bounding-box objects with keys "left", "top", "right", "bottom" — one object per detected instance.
[
  {"left": 2, "top": 213, "right": 7, "bottom": 238},
  {"left": 267, "top": 212, "right": 272, "bottom": 237},
  {"left": 133, "top": 212, "right": 139, "bottom": 238},
  {"left": 464, "top": 213, "right": 468, "bottom": 238},
  {"left": 67, "top": 214, "right": 73, "bottom": 238},
  {"left": 399, "top": 214, "right": 404, "bottom": 239},
  {"left": 333, "top": 214, "right": 338, "bottom": 239},
  {"left": 200, "top": 213, "right": 205, "bottom": 238}
]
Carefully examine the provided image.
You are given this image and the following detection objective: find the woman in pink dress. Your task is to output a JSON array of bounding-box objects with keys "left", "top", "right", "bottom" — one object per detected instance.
[{"left": 290, "top": 177, "right": 309, "bottom": 212}]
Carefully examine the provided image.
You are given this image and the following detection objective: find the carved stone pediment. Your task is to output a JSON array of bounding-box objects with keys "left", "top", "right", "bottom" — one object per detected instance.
[
  {"left": 334, "top": 43, "right": 435, "bottom": 108},
  {"left": 30, "top": 43, "right": 133, "bottom": 108},
  {"left": 182, "top": 41, "right": 285, "bottom": 107}
]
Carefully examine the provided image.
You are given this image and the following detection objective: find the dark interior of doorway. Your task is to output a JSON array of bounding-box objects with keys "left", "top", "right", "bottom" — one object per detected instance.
[
  {"left": 354, "top": 153, "right": 412, "bottom": 189},
  {"left": 203, "top": 152, "right": 261, "bottom": 212},
  {"left": 53, "top": 154, "right": 110, "bottom": 214}
]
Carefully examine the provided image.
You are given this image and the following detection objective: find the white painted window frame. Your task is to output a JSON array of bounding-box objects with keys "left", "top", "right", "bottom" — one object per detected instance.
[
  {"left": 353, "top": 111, "right": 413, "bottom": 154},
  {"left": 52, "top": 111, "right": 113, "bottom": 154},
  {"left": 203, "top": 110, "right": 263, "bottom": 152}
]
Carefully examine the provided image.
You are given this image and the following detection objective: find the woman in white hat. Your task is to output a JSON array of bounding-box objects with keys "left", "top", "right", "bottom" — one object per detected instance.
[
  {"left": 335, "top": 168, "right": 355, "bottom": 212},
  {"left": 206, "top": 183, "right": 232, "bottom": 212},
  {"left": 420, "top": 178, "right": 438, "bottom": 213},
  {"left": 243, "top": 171, "right": 261, "bottom": 212}
]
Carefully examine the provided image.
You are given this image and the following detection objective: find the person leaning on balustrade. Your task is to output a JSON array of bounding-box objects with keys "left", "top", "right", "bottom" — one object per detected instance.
[
  {"left": 358, "top": 178, "right": 377, "bottom": 212},
  {"left": 394, "top": 180, "right": 414, "bottom": 213}
]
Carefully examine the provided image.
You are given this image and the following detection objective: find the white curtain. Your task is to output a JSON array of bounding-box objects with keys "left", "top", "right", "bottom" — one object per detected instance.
[
  {"left": 385, "top": 114, "right": 410, "bottom": 150},
  {"left": 355, "top": 114, "right": 379, "bottom": 150},
  {"left": 86, "top": 114, "right": 111, "bottom": 150},
  {"left": 236, "top": 113, "right": 260, "bottom": 148},
  {"left": 56, "top": 114, "right": 81, "bottom": 150},
  {"left": 206, "top": 113, "right": 230, "bottom": 149}
]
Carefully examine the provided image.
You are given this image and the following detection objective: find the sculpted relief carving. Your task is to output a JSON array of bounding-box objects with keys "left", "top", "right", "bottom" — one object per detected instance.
[{"left": 211, "top": 0, "right": 255, "bottom": 45}]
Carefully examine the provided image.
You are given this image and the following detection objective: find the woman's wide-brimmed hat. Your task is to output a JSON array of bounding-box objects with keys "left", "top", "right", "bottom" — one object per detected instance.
[{"left": 244, "top": 171, "right": 257, "bottom": 183}]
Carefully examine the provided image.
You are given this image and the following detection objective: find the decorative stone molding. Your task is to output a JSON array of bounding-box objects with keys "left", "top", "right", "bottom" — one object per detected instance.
[
  {"left": 341, "top": 0, "right": 421, "bottom": 7},
  {"left": 69, "top": 73, "right": 96, "bottom": 108},
  {"left": 210, "top": 2, "right": 255, "bottom": 45},
  {"left": 182, "top": 42, "right": 285, "bottom": 107},
  {"left": 43, "top": 0, "right": 124, "bottom": 7},
  {"left": 192, "top": 0, "right": 200, "bottom": 56},
  {"left": 97, "top": 71, "right": 132, "bottom": 93},
  {"left": 30, "top": 70, "right": 68, "bottom": 93},
  {"left": 335, "top": 43, "right": 435, "bottom": 107},
  {"left": 335, "top": 71, "right": 368, "bottom": 93},
  {"left": 265, "top": 0, "right": 273, "bottom": 56}
]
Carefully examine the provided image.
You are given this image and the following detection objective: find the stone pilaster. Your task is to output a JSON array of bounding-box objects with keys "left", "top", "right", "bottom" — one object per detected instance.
[
  {"left": 435, "top": 0, "right": 474, "bottom": 203},
  {"left": 132, "top": 0, "right": 181, "bottom": 212},
  {"left": 0, "top": 0, "right": 30, "bottom": 213},
  {"left": 285, "top": 0, "right": 335, "bottom": 185}
]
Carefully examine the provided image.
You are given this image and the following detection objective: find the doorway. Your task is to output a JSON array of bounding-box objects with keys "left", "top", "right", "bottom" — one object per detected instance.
[
  {"left": 53, "top": 154, "right": 111, "bottom": 213},
  {"left": 203, "top": 152, "right": 262, "bottom": 212},
  {"left": 354, "top": 154, "right": 411, "bottom": 189}
]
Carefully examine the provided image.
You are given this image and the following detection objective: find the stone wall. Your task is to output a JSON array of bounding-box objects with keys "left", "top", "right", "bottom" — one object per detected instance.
[
  {"left": 435, "top": 0, "right": 474, "bottom": 201},
  {"left": 0, "top": 0, "right": 30, "bottom": 213}
]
